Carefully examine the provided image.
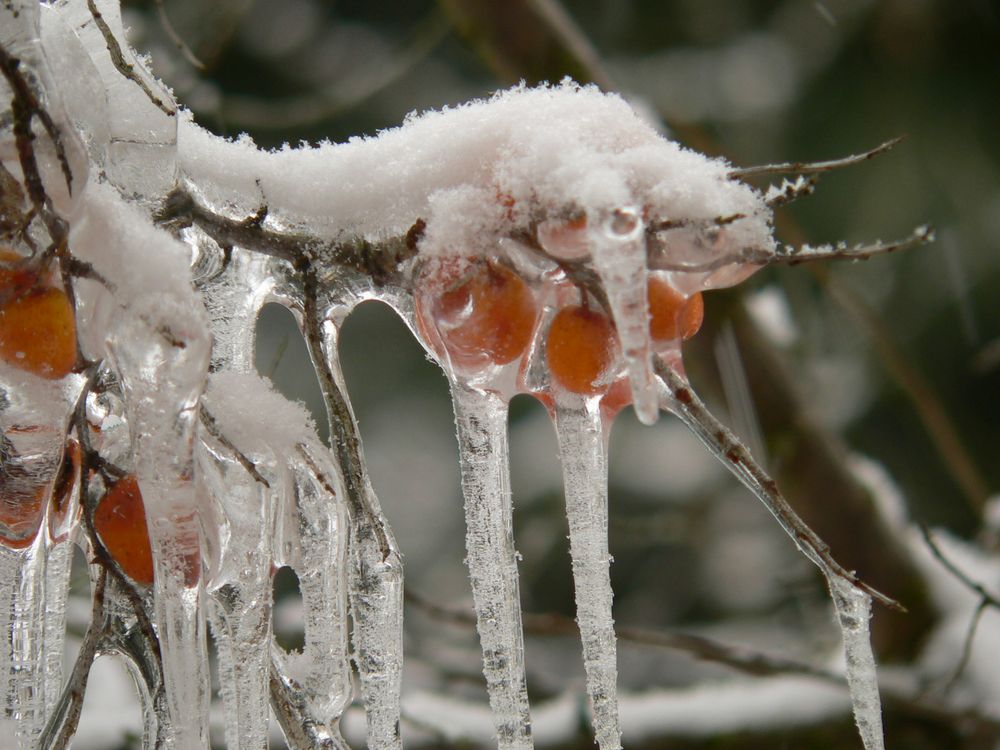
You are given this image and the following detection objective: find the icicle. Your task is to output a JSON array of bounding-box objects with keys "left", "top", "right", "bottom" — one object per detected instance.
[
  {"left": 108, "top": 311, "right": 212, "bottom": 750},
  {"left": 450, "top": 384, "right": 532, "bottom": 749},
  {"left": 828, "top": 578, "right": 885, "bottom": 750},
  {"left": 0, "top": 539, "right": 49, "bottom": 748},
  {"left": 552, "top": 399, "right": 622, "bottom": 750},
  {"left": 200, "top": 443, "right": 276, "bottom": 750},
  {"left": 588, "top": 208, "right": 657, "bottom": 426},
  {"left": 305, "top": 314, "right": 404, "bottom": 750},
  {"left": 276, "top": 440, "right": 353, "bottom": 742}
]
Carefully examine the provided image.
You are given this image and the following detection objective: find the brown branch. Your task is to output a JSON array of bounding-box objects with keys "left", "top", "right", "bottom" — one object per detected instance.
[
  {"left": 406, "top": 589, "right": 1000, "bottom": 737},
  {"left": 654, "top": 358, "right": 902, "bottom": 611},
  {"left": 730, "top": 136, "right": 905, "bottom": 178},
  {"left": 87, "top": 0, "right": 176, "bottom": 117},
  {"left": 198, "top": 406, "right": 271, "bottom": 489},
  {"left": 819, "top": 270, "right": 990, "bottom": 516},
  {"left": 40, "top": 568, "right": 108, "bottom": 750}
]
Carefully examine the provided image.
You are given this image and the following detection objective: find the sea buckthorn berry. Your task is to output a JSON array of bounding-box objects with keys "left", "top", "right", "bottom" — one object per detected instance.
[
  {"left": 93, "top": 474, "right": 154, "bottom": 585},
  {"left": 418, "top": 260, "right": 538, "bottom": 369},
  {"left": 546, "top": 305, "right": 618, "bottom": 395},
  {"left": 0, "top": 287, "right": 77, "bottom": 379},
  {"left": 648, "top": 278, "right": 704, "bottom": 342}
]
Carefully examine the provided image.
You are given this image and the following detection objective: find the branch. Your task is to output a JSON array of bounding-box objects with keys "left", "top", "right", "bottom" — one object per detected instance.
[
  {"left": 39, "top": 568, "right": 108, "bottom": 750},
  {"left": 729, "top": 136, "right": 905, "bottom": 178},
  {"left": 654, "top": 358, "right": 902, "bottom": 611},
  {"left": 918, "top": 525, "right": 1000, "bottom": 610},
  {"left": 199, "top": 406, "right": 271, "bottom": 489}
]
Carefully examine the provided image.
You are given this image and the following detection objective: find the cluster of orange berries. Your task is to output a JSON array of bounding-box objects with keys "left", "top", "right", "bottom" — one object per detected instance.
[
  {"left": 0, "top": 247, "right": 155, "bottom": 584},
  {"left": 415, "top": 236, "right": 704, "bottom": 401}
]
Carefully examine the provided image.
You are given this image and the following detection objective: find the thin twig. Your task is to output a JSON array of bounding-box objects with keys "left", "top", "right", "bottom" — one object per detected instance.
[
  {"left": 918, "top": 525, "right": 1000, "bottom": 610},
  {"left": 821, "top": 271, "right": 989, "bottom": 516},
  {"left": 654, "top": 359, "right": 902, "bottom": 611},
  {"left": 198, "top": 406, "right": 271, "bottom": 488},
  {"left": 406, "top": 590, "right": 1000, "bottom": 736},
  {"left": 940, "top": 599, "right": 988, "bottom": 695},
  {"left": 729, "top": 136, "right": 905, "bottom": 178},
  {"left": 87, "top": 0, "right": 176, "bottom": 117},
  {"left": 40, "top": 568, "right": 108, "bottom": 750},
  {"left": 153, "top": 0, "right": 205, "bottom": 70}
]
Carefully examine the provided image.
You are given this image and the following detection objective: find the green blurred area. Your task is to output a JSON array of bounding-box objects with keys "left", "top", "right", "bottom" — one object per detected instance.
[{"left": 120, "top": 1, "right": 1000, "bottom": 747}]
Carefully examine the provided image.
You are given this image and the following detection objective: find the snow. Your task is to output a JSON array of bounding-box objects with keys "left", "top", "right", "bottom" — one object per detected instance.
[
  {"left": 202, "top": 371, "right": 317, "bottom": 460},
  {"left": 176, "top": 80, "right": 773, "bottom": 259}
]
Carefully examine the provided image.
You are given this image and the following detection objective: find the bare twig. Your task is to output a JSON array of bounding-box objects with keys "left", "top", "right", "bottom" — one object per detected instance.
[
  {"left": 821, "top": 271, "right": 989, "bottom": 516},
  {"left": 40, "top": 568, "right": 108, "bottom": 750},
  {"left": 87, "top": 0, "right": 176, "bottom": 117},
  {"left": 406, "top": 590, "right": 1000, "bottom": 737},
  {"left": 918, "top": 525, "right": 1000, "bottom": 610},
  {"left": 153, "top": 0, "right": 205, "bottom": 70},
  {"left": 654, "top": 359, "right": 902, "bottom": 611},
  {"left": 198, "top": 406, "right": 271, "bottom": 489},
  {"left": 730, "top": 136, "right": 905, "bottom": 178},
  {"left": 940, "top": 599, "right": 988, "bottom": 695}
]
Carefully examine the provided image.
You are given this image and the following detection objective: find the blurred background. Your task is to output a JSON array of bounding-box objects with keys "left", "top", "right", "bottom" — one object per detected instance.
[{"left": 72, "top": 0, "right": 1000, "bottom": 747}]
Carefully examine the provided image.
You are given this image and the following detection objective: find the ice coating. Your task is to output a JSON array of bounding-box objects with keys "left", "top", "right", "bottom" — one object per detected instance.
[
  {"left": 451, "top": 385, "right": 532, "bottom": 749},
  {"left": 304, "top": 313, "right": 405, "bottom": 750},
  {"left": 657, "top": 372, "right": 888, "bottom": 750},
  {"left": 829, "top": 579, "right": 884, "bottom": 750}
]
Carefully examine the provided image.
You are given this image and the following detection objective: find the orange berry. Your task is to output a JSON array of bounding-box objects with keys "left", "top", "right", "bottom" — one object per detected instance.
[
  {"left": 0, "top": 287, "right": 76, "bottom": 379},
  {"left": 648, "top": 278, "right": 704, "bottom": 342},
  {"left": 546, "top": 305, "right": 618, "bottom": 395},
  {"left": 93, "top": 474, "right": 154, "bottom": 585},
  {"left": 418, "top": 260, "right": 537, "bottom": 369}
]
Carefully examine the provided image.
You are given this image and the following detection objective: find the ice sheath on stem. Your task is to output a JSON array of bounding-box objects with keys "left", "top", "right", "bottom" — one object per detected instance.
[
  {"left": 656, "top": 366, "right": 886, "bottom": 750},
  {"left": 304, "top": 311, "right": 404, "bottom": 750},
  {"left": 553, "top": 399, "right": 622, "bottom": 750},
  {"left": 450, "top": 384, "right": 532, "bottom": 750}
]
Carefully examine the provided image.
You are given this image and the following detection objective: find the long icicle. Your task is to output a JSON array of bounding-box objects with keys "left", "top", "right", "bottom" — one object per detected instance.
[
  {"left": 450, "top": 384, "right": 532, "bottom": 750},
  {"left": 655, "top": 363, "right": 886, "bottom": 750},
  {"left": 553, "top": 399, "right": 621, "bottom": 750},
  {"left": 303, "top": 301, "right": 404, "bottom": 750}
]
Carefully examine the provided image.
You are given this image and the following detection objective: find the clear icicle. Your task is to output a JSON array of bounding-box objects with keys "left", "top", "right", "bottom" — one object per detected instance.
[
  {"left": 307, "top": 315, "right": 404, "bottom": 750},
  {"left": 588, "top": 208, "right": 658, "bottom": 426},
  {"left": 0, "top": 542, "right": 48, "bottom": 748},
  {"left": 200, "top": 442, "right": 276, "bottom": 750},
  {"left": 108, "top": 312, "right": 212, "bottom": 749},
  {"left": 450, "top": 384, "right": 532, "bottom": 749},
  {"left": 829, "top": 578, "right": 885, "bottom": 750},
  {"left": 552, "top": 400, "right": 621, "bottom": 750},
  {"left": 276, "top": 440, "right": 353, "bottom": 742},
  {"left": 41, "top": 538, "right": 74, "bottom": 716}
]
